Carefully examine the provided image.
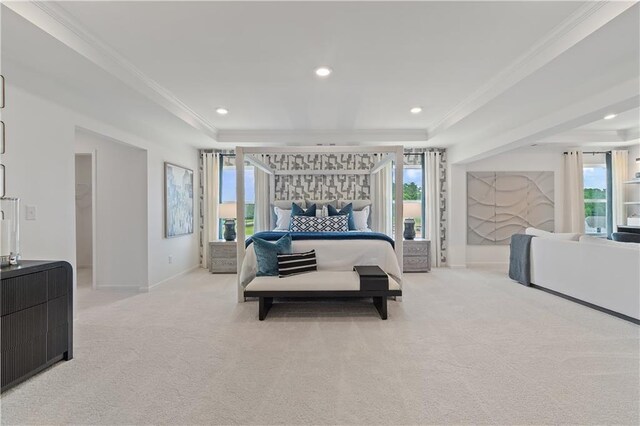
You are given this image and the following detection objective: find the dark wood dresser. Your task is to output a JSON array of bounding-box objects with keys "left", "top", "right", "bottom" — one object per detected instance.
[{"left": 1, "top": 260, "right": 73, "bottom": 391}]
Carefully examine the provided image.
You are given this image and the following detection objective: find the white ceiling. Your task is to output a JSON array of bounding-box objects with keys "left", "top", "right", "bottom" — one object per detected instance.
[
  {"left": 56, "top": 1, "right": 585, "bottom": 131},
  {"left": 2, "top": 1, "right": 639, "bottom": 161},
  {"left": 578, "top": 107, "right": 640, "bottom": 132}
]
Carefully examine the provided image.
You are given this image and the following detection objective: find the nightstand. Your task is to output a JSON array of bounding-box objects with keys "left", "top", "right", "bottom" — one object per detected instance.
[
  {"left": 209, "top": 240, "right": 237, "bottom": 273},
  {"left": 403, "top": 239, "right": 431, "bottom": 272}
]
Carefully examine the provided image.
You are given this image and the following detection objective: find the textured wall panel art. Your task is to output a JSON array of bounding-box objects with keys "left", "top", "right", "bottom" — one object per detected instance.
[{"left": 467, "top": 172, "right": 554, "bottom": 245}]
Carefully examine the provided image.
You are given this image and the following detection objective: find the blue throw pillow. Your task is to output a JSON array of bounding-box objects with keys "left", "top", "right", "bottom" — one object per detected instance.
[
  {"left": 291, "top": 202, "right": 316, "bottom": 217},
  {"left": 328, "top": 203, "right": 355, "bottom": 230},
  {"left": 252, "top": 233, "right": 293, "bottom": 276}
]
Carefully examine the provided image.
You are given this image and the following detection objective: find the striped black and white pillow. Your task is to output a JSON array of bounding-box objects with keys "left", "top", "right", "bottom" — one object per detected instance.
[{"left": 277, "top": 250, "right": 317, "bottom": 278}]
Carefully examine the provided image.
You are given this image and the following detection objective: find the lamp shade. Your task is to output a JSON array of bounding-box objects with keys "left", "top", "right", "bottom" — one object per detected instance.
[
  {"left": 218, "top": 202, "right": 237, "bottom": 219},
  {"left": 403, "top": 201, "right": 421, "bottom": 219}
]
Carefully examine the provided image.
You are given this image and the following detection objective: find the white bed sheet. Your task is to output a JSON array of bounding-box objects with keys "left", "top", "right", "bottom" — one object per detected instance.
[{"left": 240, "top": 239, "right": 402, "bottom": 288}]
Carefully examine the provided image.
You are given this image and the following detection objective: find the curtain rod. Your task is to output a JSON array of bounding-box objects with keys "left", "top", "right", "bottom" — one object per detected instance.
[{"left": 563, "top": 151, "right": 610, "bottom": 155}]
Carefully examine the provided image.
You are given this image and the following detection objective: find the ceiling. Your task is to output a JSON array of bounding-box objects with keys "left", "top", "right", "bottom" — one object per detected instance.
[
  {"left": 2, "top": 1, "right": 639, "bottom": 162},
  {"left": 579, "top": 107, "right": 640, "bottom": 132},
  {"left": 54, "top": 1, "right": 585, "bottom": 130}
]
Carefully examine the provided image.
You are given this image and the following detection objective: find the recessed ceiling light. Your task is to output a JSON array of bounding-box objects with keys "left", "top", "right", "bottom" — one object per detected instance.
[
  {"left": 410, "top": 106, "right": 422, "bottom": 114},
  {"left": 603, "top": 113, "right": 617, "bottom": 120},
  {"left": 216, "top": 107, "right": 228, "bottom": 115},
  {"left": 315, "top": 66, "right": 332, "bottom": 78}
]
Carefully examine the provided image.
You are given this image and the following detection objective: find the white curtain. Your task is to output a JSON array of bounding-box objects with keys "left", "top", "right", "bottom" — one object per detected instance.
[
  {"left": 202, "top": 152, "right": 220, "bottom": 268},
  {"left": 372, "top": 160, "right": 392, "bottom": 235},
  {"left": 254, "top": 155, "right": 271, "bottom": 232},
  {"left": 611, "top": 150, "right": 629, "bottom": 229},
  {"left": 563, "top": 150, "right": 585, "bottom": 233},
  {"left": 425, "top": 151, "right": 442, "bottom": 267}
]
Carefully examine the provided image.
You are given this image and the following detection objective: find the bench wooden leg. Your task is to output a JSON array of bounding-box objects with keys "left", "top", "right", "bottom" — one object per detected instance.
[
  {"left": 373, "top": 296, "right": 387, "bottom": 320},
  {"left": 259, "top": 297, "right": 273, "bottom": 321}
]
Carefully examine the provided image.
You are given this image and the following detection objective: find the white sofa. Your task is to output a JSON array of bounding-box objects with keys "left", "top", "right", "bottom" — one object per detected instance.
[{"left": 529, "top": 235, "right": 640, "bottom": 322}]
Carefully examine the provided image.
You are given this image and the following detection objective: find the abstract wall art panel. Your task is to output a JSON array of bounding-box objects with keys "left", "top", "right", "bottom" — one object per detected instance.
[
  {"left": 165, "top": 162, "right": 194, "bottom": 238},
  {"left": 467, "top": 171, "right": 554, "bottom": 245}
]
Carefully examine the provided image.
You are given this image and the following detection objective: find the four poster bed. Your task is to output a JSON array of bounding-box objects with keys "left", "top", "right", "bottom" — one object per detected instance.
[{"left": 234, "top": 146, "right": 405, "bottom": 320}]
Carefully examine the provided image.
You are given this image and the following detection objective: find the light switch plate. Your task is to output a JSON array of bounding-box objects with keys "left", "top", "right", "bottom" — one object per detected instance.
[{"left": 25, "top": 205, "right": 37, "bottom": 220}]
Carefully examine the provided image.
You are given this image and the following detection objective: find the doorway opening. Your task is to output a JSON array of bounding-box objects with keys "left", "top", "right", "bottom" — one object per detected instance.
[{"left": 75, "top": 153, "right": 96, "bottom": 290}]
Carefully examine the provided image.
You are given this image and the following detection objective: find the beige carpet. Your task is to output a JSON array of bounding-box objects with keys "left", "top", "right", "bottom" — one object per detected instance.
[{"left": 1, "top": 267, "right": 638, "bottom": 425}]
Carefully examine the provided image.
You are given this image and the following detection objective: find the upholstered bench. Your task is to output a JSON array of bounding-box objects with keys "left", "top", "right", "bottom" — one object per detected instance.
[{"left": 244, "top": 270, "right": 401, "bottom": 320}]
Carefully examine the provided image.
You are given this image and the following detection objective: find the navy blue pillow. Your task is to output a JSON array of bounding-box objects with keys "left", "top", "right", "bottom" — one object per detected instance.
[
  {"left": 327, "top": 203, "right": 355, "bottom": 230},
  {"left": 252, "top": 233, "right": 293, "bottom": 276},
  {"left": 291, "top": 203, "right": 316, "bottom": 217}
]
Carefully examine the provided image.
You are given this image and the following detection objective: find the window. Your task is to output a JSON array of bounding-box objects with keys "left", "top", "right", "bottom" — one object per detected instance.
[
  {"left": 220, "top": 155, "right": 255, "bottom": 237},
  {"left": 403, "top": 166, "right": 424, "bottom": 236},
  {"left": 393, "top": 154, "right": 425, "bottom": 238},
  {"left": 583, "top": 163, "right": 608, "bottom": 236}
]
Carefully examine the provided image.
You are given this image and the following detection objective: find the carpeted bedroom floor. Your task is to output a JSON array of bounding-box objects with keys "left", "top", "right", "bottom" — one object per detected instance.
[{"left": 1, "top": 267, "right": 638, "bottom": 425}]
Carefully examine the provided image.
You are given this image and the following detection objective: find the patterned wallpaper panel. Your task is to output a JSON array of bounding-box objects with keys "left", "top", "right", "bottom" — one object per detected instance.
[{"left": 268, "top": 153, "right": 374, "bottom": 200}]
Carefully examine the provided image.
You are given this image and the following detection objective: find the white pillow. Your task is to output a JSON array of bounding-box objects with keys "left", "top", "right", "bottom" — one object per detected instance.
[
  {"left": 273, "top": 207, "right": 292, "bottom": 230},
  {"left": 315, "top": 206, "right": 328, "bottom": 218},
  {"left": 352, "top": 205, "right": 370, "bottom": 230},
  {"left": 525, "top": 227, "right": 580, "bottom": 241}
]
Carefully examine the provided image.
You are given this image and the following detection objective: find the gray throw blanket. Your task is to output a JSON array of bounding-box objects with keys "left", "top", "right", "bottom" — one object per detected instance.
[{"left": 509, "top": 234, "right": 535, "bottom": 286}]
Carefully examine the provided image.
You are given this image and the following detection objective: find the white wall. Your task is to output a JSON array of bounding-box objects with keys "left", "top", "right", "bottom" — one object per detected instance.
[
  {"left": 75, "top": 154, "right": 93, "bottom": 268},
  {"left": 3, "top": 84, "right": 199, "bottom": 308},
  {"left": 448, "top": 147, "right": 565, "bottom": 268},
  {"left": 76, "top": 130, "right": 148, "bottom": 289},
  {"left": 3, "top": 87, "right": 77, "bottom": 266}
]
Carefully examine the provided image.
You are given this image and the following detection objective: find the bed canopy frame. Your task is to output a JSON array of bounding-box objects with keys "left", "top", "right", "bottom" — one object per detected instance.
[{"left": 235, "top": 145, "right": 404, "bottom": 302}]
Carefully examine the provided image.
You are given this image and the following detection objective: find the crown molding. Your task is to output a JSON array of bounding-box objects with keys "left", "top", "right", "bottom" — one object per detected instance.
[
  {"left": 537, "top": 128, "right": 640, "bottom": 145},
  {"left": 216, "top": 129, "right": 429, "bottom": 145},
  {"left": 427, "top": 1, "right": 636, "bottom": 144},
  {"left": 5, "top": 1, "right": 219, "bottom": 140}
]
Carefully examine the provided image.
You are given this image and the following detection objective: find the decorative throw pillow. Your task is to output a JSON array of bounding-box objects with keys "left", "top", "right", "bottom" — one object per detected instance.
[
  {"left": 271, "top": 201, "right": 304, "bottom": 229},
  {"left": 338, "top": 200, "right": 371, "bottom": 211},
  {"left": 327, "top": 203, "right": 355, "bottom": 230},
  {"left": 291, "top": 203, "right": 317, "bottom": 217},
  {"left": 277, "top": 250, "right": 317, "bottom": 278},
  {"left": 289, "top": 215, "right": 349, "bottom": 232},
  {"left": 252, "top": 233, "right": 292, "bottom": 276},
  {"left": 352, "top": 205, "right": 371, "bottom": 231},
  {"left": 273, "top": 207, "right": 292, "bottom": 230}
]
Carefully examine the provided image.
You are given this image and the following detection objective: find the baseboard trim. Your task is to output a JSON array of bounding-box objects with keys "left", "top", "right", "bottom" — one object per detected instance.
[
  {"left": 447, "top": 264, "right": 467, "bottom": 269},
  {"left": 142, "top": 265, "right": 200, "bottom": 292},
  {"left": 466, "top": 262, "right": 509, "bottom": 268},
  {"left": 94, "top": 284, "right": 141, "bottom": 291},
  {"left": 530, "top": 283, "right": 640, "bottom": 325}
]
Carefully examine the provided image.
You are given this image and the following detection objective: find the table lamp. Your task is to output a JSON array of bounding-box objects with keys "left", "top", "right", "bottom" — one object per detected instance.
[
  {"left": 403, "top": 201, "right": 421, "bottom": 240},
  {"left": 219, "top": 202, "right": 237, "bottom": 241}
]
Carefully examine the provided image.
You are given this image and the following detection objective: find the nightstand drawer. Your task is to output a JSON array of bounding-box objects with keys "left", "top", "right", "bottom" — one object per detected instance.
[
  {"left": 404, "top": 242, "right": 430, "bottom": 256},
  {"left": 210, "top": 244, "right": 237, "bottom": 258},
  {"left": 403, "top": 256, "right": 431, "bottom": 272},
  {"left": 210, "top": 258, "right": 237, "bottom": 273}
]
